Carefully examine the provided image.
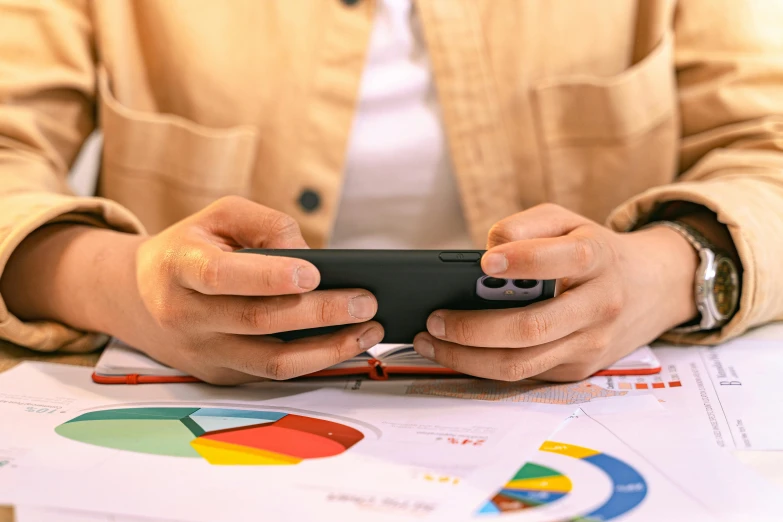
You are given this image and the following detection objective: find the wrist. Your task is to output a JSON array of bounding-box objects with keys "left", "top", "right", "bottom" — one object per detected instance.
[
  {"left": 1, "top": 224, "right": 146, "bottom": 336},
  {"left": 74, "top": 228, "right": 148, "bottom": 337},
  {"left": 623, "top": 225, "right": 699, "bottom": 329}
]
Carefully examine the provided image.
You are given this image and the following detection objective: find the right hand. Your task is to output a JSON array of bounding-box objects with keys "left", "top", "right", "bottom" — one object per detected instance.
[{"left": 95, "top": 197, "right": 384, "bottom": 384}]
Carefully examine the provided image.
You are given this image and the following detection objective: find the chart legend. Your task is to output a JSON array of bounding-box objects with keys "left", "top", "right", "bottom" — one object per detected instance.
[{"left": 615, "top": 379, "right": 682, "bottom": 391}]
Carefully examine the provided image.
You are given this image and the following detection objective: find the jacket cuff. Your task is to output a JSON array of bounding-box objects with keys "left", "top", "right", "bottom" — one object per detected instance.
[
  {"left": 606, "top": 174, "right": 776, "bottom": 346},
  {"left": 0, "top": 192, "right": 146, "bottom": 352}
]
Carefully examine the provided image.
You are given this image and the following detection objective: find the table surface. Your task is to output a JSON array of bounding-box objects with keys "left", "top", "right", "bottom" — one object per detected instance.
[{"left": 2, "top": 325, "right": 783, "bottom": 522}]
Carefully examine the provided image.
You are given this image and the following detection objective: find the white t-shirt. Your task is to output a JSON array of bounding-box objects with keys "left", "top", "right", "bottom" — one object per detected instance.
[{"left": 328, "top": 0, "right": 472, "bottom": 250}]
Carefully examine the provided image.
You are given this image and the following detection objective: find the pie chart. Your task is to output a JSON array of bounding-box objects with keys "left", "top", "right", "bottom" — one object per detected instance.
[
  {"left": 478, "top": 440, "right": 647, "bottom": 520},
  {"left": 481, "top": 462, "right": 573, "bottom": 513},
  {"left": 55, "top": 407, "right": 364, "bottom": 465}
]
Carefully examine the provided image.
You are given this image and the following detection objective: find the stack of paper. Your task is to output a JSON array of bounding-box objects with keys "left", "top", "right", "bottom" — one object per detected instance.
[{"left": 2, "top": 333, "right": 783, "bottom": 521}]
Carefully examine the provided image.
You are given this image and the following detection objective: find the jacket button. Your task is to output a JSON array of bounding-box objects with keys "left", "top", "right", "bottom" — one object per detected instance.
[
  {"left": 298, "top": 189, "right": 321, "bottom": 213},
  {"left": 341, "top": 0, "right": 360, "bottom": 5}
]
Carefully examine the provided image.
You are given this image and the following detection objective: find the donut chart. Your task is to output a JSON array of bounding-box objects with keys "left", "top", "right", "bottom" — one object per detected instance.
[
  {"left": 55, "top": 407, "right": 364, "bottom": 465},
  {"left": 479, "top": 441, "right": 647, "bottom": 520}
]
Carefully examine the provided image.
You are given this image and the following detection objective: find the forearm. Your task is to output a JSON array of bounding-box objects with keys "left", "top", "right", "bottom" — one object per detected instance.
[{"left": 0, "top": 225, "right": 145, "bottom": 336}]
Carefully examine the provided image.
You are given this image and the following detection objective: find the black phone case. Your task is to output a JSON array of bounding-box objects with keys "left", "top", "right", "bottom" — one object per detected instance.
[{"left": 239, "top": 249, "right": 556, "bottom": 343}]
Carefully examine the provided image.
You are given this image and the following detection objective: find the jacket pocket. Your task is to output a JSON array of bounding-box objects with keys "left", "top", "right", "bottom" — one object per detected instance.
[
  {"left": 97, "top": 66, "right": 258, "bottom": 233},
  {"left": 530, "top": 33, "right": 678, "bottom": 222}
]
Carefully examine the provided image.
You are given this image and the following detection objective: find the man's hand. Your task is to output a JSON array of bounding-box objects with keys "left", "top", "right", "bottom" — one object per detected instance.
[
  {"left": 412, "top": 204, "right": 699, "bottom": 382},
  {"left": 2, "top": 196, "right": 383, "bottom": 384}
]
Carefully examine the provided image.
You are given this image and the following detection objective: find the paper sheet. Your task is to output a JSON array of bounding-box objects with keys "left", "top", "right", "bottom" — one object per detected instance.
[
  {"left": 14, "top": 395, "right": 780, "bottom": 522},
  {"left": 0, "top": 362, "right": 571, "bottom": 522},
  {"left": 587, "top": 340, "right": 783, "bottom": 449},
  {"left": 474, "top": 408, "right": 783, "bottom": 522},
  {"left": 13, "top": 505, "right": 181, "bottom": 522}
]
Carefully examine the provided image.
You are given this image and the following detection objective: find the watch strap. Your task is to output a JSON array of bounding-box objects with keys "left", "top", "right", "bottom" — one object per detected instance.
[
  {"left": 669, "top": 321, "right": 704, "bottom": 334},
  {"left": 648, "top": 220, "right": 717, "bottom": 253}
]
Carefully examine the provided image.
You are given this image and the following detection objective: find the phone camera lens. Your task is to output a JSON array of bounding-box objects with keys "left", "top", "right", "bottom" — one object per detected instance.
[
  {"left": 482, "top": 277, "right": 507, "bottom": 289},
  {"left": 513, "top": 279, "right": 538, "bottom": 289}
]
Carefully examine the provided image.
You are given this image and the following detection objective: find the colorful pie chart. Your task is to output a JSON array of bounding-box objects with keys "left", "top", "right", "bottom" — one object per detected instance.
[
  {"left": 55, "top": 407, "right": 364, "bottom": 465},
  {"left": 481, "top": 462, "right": 573, "bottom": 513},
  {"left": 478, "top": 440, "right": 647, "bottom": 521}
]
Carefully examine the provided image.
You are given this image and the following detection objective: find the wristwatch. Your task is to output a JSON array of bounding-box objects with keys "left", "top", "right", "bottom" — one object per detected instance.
[{"left": 648, "top": 220, "right": 740, "bottom": 333}]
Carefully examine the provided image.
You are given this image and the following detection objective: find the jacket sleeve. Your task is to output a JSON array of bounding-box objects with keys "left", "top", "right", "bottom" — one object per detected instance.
[
  {"left": 607, "top": 0, "right": 783, "bottom": 344},
  {"left": 0, "top": 0, "right": 144, "bottom": 352}
]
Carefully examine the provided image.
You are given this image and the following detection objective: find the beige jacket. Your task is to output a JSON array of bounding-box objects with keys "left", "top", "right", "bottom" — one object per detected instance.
[{"left": 1, "top": 0, "right": 783, "bottom": 353}]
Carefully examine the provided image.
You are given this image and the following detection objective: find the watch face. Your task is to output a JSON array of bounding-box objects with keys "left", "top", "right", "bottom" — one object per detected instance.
[{"left": 713, "top": 257, "right": 739, "bottom": 318}]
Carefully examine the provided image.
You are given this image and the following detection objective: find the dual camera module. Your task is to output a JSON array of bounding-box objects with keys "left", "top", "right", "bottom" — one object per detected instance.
[
  {"left": 481, "top": 277, "right": 538, "bottom": 289},
  {"left": 476, "top": 276, "right": 543, "bottom": 301}
]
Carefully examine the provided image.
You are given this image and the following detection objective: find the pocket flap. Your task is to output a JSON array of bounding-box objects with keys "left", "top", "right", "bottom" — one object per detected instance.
[
  {"left": 532, "top": 34, "right": 675, "bottom": 143},
  {"left": 97, "top": 66, "right": 258, "bottom": 192}
]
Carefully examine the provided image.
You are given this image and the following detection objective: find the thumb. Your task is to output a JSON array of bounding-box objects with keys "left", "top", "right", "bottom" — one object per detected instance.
[
  {"left": 487, "top": 204, "right": 591, "bottom": 248},
  {"left": 198, "top": 196, "right": 309, "bottom": 249}
]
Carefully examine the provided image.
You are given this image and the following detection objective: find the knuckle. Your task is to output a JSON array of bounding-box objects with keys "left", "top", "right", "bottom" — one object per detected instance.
[
  {"left": 259, "top": 266, "right": 276, "bottom": 291},
  {"left": 499, "top": 356, "right": 535, "bottom": 382},
  {"left": 267, "top": 211, "right": 301, "bottom": 238},
  {"left": 454, "top": 319, "right": 478, "bottom": 346},
  {"left": 442, "top": 347, "right": 464, "bottom": 372},
  {"left": 265, "top": 354, "right": 299, "bottom": 381},
  {"left": 602, "top": 291, "right": 624, "bottom": 320},
  {"left": 513, "top": 312, "right": 551, "bottom": 344},
  {"left": 327, "top": 335, "right": 356, "bottom": 364},
  {"left": 313, "top": 296, "right": 341, "bottom": 325},
  {"left": 238, "top": 300, "right": 274, "bottom": 333},
  {"left": 196, "top": 254, "right": 221, "bottom": 293},
  {"left": 157, "top": 247, "right": 180, "bottom": 277},
  {"left": 572, "top": 235, "right": 597, "bottom": 272},
  {"left": 583, "top": 330, "right": 611, "bottom": 356},
  {"left": 487, "top": 222, "right": 515, "bottom": 246}
]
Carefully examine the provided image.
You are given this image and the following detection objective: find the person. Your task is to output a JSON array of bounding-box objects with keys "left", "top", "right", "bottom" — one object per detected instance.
[{"left": 0, "top": 0, "right": 781, "bottom": 385}]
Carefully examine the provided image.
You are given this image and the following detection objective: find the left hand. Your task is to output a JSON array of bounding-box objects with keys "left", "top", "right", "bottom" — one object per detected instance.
[{"left": 413, "top": 204, "right": 700, "bottom": 381}]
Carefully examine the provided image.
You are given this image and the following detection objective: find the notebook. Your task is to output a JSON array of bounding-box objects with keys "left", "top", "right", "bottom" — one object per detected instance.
[{"left": 92, "top": 338, "right": 662, "bottom": 384}]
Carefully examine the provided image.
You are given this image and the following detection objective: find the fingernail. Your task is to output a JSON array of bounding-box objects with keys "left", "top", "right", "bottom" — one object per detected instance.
[
  {"left": 427, "top": 314, "right": 446, "bottom": 338},
  {"left": 483, "top": 252, "right": 508, "bottom": 275},
  {"left": 358, "top": 326, "right": 384, "bottom": 350},
  {"left": 414, "top": 338, "right": 435, "bottom": 360},
  {"left": 349, "top": 295, "right": 376, "bottom": 320},
  {"left": 294, "top": 265, "right": 319, "bottom": 290}
]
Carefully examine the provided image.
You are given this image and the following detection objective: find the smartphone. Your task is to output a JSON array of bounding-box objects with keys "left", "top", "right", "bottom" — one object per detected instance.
[{"left": 239, "top": 249, "right": 556, "bottom": 343}]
